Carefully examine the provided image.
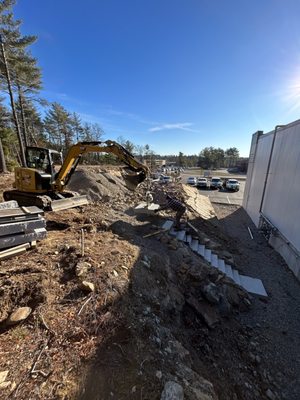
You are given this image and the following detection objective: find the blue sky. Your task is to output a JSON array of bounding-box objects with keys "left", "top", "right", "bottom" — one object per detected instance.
[{"left": 14, "top": 0, "right": 300, "bottom": 156}]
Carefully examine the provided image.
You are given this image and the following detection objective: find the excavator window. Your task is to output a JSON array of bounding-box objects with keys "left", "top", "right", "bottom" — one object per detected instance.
[
  {"left": 49, "top": 151, "right": 63, "bottom": 172},
  {"left": 26, "top": 148, "right": 51, "bottom": 173}
]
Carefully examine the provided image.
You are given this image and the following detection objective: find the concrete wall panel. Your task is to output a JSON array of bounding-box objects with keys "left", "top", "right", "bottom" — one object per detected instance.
[
  {"left": 243, "top": 133, "right": 273, "bottom": 226},
  {"left": 261, "top": 125, "right": 300, "bottom": 250}
]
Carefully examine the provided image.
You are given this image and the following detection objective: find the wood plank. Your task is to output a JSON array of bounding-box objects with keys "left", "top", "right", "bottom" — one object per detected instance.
[
  {"left": 21, "top": 206, "right": 31, "bottom": 214},
  {"left": 0, "top": 218, "right": 46, "bottom": 237},
  {"left": 0, "top": 243, "right": 31, "bottom": 261},
  {"left": 143, "top": 229, "right": 167, "bottom": 238}
]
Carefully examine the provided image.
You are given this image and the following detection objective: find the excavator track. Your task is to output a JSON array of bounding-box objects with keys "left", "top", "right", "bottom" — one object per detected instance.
[{"left": 3, "top": 190, "right": 88, "bottom": 211}]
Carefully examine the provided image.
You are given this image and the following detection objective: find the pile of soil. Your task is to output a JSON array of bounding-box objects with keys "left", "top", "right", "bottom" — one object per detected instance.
[{"left": 67, "top": 168, "right": 130, "bottom": 202}]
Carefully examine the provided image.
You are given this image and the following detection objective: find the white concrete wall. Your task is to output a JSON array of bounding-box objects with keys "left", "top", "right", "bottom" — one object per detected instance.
[
  {"left": 243, "top": 132, "right": 272, "bottom": 226},
  {"left": 243, "top": 120, "right": 300, "bottom": 278},
  {"left": 261, "top": 124, "right": 300, "bottom": 250}
]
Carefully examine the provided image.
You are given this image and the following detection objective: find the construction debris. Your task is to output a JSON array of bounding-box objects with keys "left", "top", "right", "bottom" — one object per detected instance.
[
  {"left": 0, "top": 242, "right": 32, "bottom": 261},
  {"left": 134, "top": 201, "right": 160, "bottom": 214},
  {"left": 0, "top": 202, "right": 46, "bottom": 260}
]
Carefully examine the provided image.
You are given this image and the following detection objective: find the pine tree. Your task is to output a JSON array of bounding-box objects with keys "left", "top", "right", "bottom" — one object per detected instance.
[
  {"left": 0, "top": 98, "right": 18, "bottom": 169},
  {"left": 225, "top": 147, "right": 239, "bottom": 167},
  {"left": 178, "top": 151, "right": 184, "bottom": 167},
  {"left": 44, "top": 103, "right": 74, "bottom": 152},
  {"left": 70, "top": 112, "right": 83, "bottom": 142},
  {"left": 19, "top": 99, "right": 45, "bottom": 145},
  {"left": 0, "top": 0, "right": 40, "bottom": 165},
  {"left": 14, "top": 53, "right": 42, "bottom": 146},
  {"left": 117, "top": 136, "right": 135, "bottom": 153}
]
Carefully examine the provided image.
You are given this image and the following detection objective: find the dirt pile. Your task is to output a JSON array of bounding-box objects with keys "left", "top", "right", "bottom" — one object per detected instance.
[{"left": 67, "top": 168, "right": 130, "bottom": 201}]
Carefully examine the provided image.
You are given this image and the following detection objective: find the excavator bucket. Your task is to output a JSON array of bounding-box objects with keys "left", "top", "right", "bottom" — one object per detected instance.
[
  {"left": 50, "top": 195, "right": 89, "bottom": 212},
  {"left": 122, "top": 168, "right": 147, "bottom": 191}
]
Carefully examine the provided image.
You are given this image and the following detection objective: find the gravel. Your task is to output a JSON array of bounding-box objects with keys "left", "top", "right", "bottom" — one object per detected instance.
[{"left": 214, "top": 204, "right": 300, "bottom": 400}]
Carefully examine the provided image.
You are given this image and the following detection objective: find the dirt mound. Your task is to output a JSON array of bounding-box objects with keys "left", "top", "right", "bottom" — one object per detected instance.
[{"left": 67, "top": 168, "right": 129, "bottom": 201}]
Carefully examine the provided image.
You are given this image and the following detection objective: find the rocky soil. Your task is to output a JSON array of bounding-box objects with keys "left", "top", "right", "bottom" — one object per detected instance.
[{"left": 0, "top": 168, "right": 299, "bottom": 400}]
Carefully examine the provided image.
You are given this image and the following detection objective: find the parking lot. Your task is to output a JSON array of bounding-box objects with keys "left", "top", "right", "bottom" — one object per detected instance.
[{"left": 181, "top": 171, "right": 246, "bottom": 206}]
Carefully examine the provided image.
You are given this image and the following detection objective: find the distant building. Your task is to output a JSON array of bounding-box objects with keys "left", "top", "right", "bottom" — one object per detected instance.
[{"left": 142, "top": 159, "right": 166, "bottom": 168}]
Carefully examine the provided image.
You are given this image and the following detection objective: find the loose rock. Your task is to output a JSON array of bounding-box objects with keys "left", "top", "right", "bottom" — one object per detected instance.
[
  {"left": 186, "top": 296, "right": 220, "bottom": 328},
  {"left": 0, "top": 370, "right": 9, "bottom": 385},
  {"left": 7, "top": 307, "right": 32, "bottom": 326},
  {"left": 80, "top": 281, "right": 95, "bottom": 292},
  {"left": 156, "top": 370, "right": 163, "bottom": 379},
  {"left": 202, "top": 283, "right": 221, "bottom": 304},
  {"left": 161, "top": 381, "right": 184, "bottom": 400}
]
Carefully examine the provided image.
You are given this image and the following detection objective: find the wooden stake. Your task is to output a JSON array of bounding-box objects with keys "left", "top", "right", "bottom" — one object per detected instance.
[
  {"left": 247, "top": 226, "right": 254, "bottom": 240},
  {"left": 143, "top": 229, "right": 167, "bottom": 238},
  {"left": 81, "top": 228, "right": 85, "bottom": 256}
]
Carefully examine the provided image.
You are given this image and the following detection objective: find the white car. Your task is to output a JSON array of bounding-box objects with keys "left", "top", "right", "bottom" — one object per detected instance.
[
  {"left": 187, "top": 176, "right": 197, "bottom": 186},
  {"left": 226, "top": 179, "right": 240, "bottom": 191},
  {"left": 197, "top": 177, "right": 210, "bottom": 189},
  {"left": 210, "top": 177, "right": 223, "bottom": 189}
]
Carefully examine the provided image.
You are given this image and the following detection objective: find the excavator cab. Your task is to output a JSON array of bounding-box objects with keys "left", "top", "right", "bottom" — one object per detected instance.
[
  {"left": 26, "top": 147, "right": 62, "bottom": 177},
  {"left": 14, "top": 146, "right": 64, "bottom": 194}
]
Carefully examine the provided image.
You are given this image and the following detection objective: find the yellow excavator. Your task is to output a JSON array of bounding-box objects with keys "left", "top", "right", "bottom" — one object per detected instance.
[{"left": 3, "top": 140, "right": 148, "bottom": 211}]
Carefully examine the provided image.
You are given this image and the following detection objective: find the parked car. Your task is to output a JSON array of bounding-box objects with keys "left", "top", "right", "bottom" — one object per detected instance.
[
  {"left": 210, "top": 177, "right": 223, "bottom": 190},
  {"left": 226, "top": 179, "right": 240, "bottom": 191},
  {"left": 187, "top": 176, "right": 197, "bottom": 186},
  {"left": 160, "top": 175, "right": 172, "bottom": 184},
  {"left": 227, "top": 167, "right": 239, "bottom": 173},
  {"left": 197, "top": 177, "right": 210, "bottom": 189}
]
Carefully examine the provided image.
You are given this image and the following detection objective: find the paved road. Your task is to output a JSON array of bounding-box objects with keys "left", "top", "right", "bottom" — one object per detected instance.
[{"left": 181, "top": 172, "right": 245, "bottom": 206}]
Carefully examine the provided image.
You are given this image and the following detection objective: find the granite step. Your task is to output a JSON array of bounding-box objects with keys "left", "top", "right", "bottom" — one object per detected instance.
[
  {"left": 211, "top": 253, "right": 219, "bottom": 268},
  {"left": 225, "top": 264, "right": 234, "bottom": 279},
  {"left": 217, "top": 258, "right": 225, "bottom": 273},
  {"left": 204, "top": 249, "right": 212, "bottom": 262},
  {"left": 190, "top": 239, "right": 199, "bottom": 252},
  {"left": 239, "top": 275, "right": 268, "bottom": 297},
  {"left": 232, "top": 269, "right": 241, "bottom": 286},
  {"left": 197, "top": 244, "right": 205, "bottom": 257},
  {"left": 176, "top": 230, "right": 186, "bottom": 241}
]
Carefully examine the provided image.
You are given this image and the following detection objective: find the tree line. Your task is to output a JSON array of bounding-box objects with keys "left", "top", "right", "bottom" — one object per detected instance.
[{"left": 154, "top": 147, "right": 240, "bottom": 169}]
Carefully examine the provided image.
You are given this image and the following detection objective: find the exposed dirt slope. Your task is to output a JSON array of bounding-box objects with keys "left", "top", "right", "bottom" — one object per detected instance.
[{"left": 0, "top": 169, "right": 299, "bottom": 400}]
